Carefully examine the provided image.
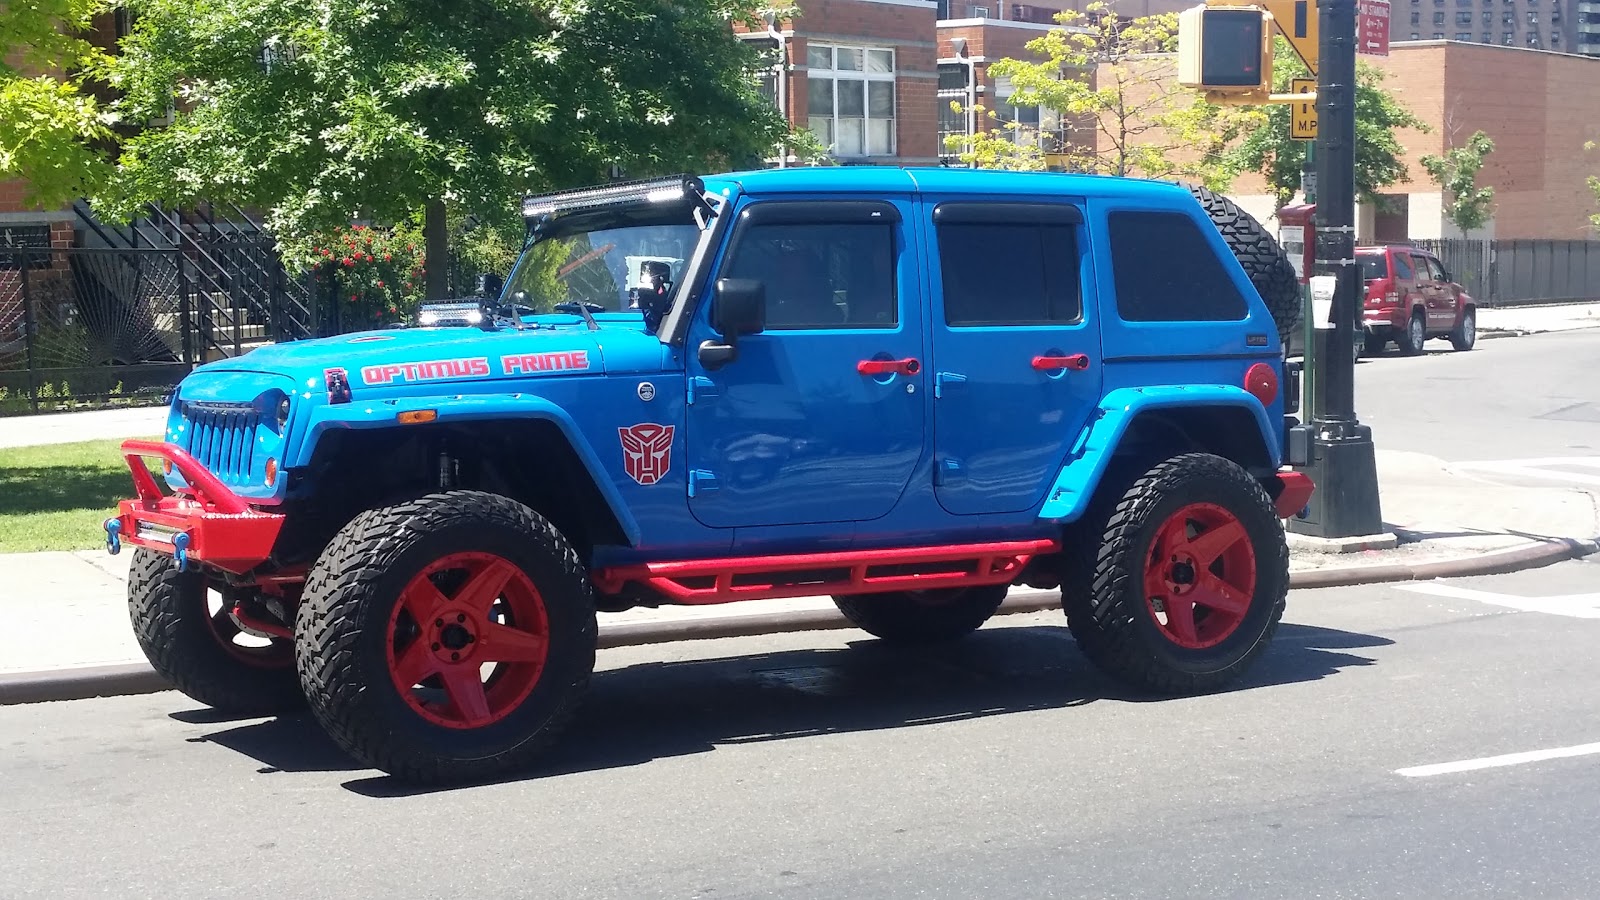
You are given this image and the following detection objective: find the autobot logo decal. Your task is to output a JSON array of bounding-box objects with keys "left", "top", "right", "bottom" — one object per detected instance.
[
  {"left": 500, "top": 350, "right": 591, "bottom": 375},
  {"left": 619, "top": 423, "right": 674, "bottom": 486},
  {"left": 361, "top": 357, "right": 491, "bottom": 385}
]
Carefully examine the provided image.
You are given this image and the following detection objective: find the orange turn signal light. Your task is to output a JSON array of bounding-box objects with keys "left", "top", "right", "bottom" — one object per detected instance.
[
  {"left": 397, "top": 409, "right": 438, "bottom": 425},
  {"left": 265, "top": 457, "right": 278, "bottom": 486}
]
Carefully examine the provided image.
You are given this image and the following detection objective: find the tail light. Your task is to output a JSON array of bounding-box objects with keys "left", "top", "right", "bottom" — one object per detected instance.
[{"left": 1244, "top": 363, "right": 1279, "bottom": 407}]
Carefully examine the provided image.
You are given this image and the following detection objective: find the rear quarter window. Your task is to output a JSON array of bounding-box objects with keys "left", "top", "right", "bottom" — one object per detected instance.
[
  {"left": 1359, "top": 253, "right": 1389, "bottom": 281},
  {"left": 1108, "top": 211, "right": 1248, "bottom": 322}
]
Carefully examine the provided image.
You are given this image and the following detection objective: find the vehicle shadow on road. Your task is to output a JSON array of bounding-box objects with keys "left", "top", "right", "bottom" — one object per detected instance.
[{"left": 180, "top": 621, "right": 1392, "bottom": 796}]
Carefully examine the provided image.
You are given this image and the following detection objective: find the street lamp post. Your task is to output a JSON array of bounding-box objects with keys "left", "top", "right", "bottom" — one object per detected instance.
[{"left": 1288, "top": 0, "right": 1385, "bottom": 540}]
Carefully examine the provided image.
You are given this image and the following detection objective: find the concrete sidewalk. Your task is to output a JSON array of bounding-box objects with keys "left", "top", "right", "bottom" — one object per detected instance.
[
  {"left": 3, "top": 446, "right": 1595, "bottom": 700},
  {"left": 1476, "top": 301, "right": 1600, "bottom": 337}
]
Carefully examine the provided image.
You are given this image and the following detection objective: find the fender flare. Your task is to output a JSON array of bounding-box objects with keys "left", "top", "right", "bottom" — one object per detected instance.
[
  {"left": 1036, "top": 385, "right": 1275, "bottom": 524},
  {"left": 292, "top": 393, "right": 642, "bottom": 546}
]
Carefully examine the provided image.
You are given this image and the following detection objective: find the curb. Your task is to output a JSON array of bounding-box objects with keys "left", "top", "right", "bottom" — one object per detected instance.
[{"left": 3, "top": 536, "right": 1595, "bottom": 707}]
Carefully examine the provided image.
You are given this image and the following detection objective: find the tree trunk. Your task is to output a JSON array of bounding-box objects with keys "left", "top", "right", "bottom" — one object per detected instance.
[{"left": 424, "top": 198, "right": 449, "bottom": 301}]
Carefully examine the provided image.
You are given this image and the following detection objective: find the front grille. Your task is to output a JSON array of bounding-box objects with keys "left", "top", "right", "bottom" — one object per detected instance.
[{"left": 181, "top": 402, "right": 262, "bottom": 486}]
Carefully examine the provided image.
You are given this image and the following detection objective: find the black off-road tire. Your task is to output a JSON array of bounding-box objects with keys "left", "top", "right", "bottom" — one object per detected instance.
[
  {"left": 833, "top": 584, "right": 1010, "bottom": 643},
  {"left": 294, "top": 490, "right": 597, "bottom": 785},
  {"left": 1061, "top": 453, "right": 1288, "bottom": 695},
  {"left": 1185, "top": 183, "right": 1302, "bottom": 347},
  {"left": 127, "top": 548, "right": 303, "bottom": 715}
]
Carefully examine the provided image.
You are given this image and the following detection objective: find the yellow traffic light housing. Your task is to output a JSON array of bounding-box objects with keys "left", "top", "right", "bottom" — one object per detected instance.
[{"left": 1177, "top": 4, "right": 1307, "bottom": 106}]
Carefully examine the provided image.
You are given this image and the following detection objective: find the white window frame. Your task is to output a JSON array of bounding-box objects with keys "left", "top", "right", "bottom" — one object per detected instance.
[
  {"left": 993, "top": 76, "right": 1067, "bottom": 153},
  {"left": 806, "top": 43, "right": 897, "bottom": 159}
]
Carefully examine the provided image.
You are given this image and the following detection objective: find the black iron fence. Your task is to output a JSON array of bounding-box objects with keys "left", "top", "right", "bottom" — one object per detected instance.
[
  {"left": 1410, "top": 239, "right": 1600, "bottom": 308},
  {"left": 0, "top": 246, "right": 317, "bottom": 415}
]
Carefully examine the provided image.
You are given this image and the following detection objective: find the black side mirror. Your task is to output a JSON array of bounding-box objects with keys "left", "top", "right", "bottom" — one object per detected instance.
[
  {"left": 699, "top": 278, "right": 765, "bottom": 370},
  {"left": 476, "top": 272, "right": 504, "bottom": 299},
  {"left": 712, "top": 278, "right": 766, "bottom": 338}
]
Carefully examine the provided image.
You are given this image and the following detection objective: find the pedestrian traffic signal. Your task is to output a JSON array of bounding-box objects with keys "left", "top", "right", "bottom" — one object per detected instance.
[{"left": 1177, "top": 5, "right": 1275, "bottom": 100}]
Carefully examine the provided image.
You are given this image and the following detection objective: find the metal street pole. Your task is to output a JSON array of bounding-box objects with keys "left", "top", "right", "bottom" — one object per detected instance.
[{"left": 1287, "top": 0, "right": 1385, "bottom": 539}]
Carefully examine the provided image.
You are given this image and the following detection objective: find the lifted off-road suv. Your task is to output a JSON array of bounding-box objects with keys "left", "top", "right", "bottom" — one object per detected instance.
[{"left": 108, "top": 168, "right": 1313, "bottom": 784}]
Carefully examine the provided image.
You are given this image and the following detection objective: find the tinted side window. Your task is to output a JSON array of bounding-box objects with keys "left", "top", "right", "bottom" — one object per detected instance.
[
  {"left": 1108, "top": 211, "right": 1248, "bottom": 322},
  {"left": 1425, "top": 256, "right": 1448, "bottom": 282},
  {"left": 1392, "top": 252, "right": 1414, "bottom": 280},
  {"left": 936, "top": 222, "right": 1081, "bottom": 326},
  {"left": 721, "top": 222, "right": 896, "bottom": 329}
]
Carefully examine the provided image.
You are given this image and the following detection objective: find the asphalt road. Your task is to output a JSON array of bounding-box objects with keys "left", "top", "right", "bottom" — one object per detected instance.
[
  {"left": 1354, "top": 327, "right": 1600, "bottom": 460},
  {"left": 5, "top": 556, "right": 1600, "bottom": 899}
]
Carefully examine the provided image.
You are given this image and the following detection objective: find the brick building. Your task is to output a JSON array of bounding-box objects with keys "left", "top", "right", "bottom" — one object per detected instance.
[
  {"left": 737, "top": 0, "right": 944, "bottom": 166},
  {"left": 1390, "top": 0, "right": 1595, "bottom": 57},
  {"left": 1216, "top": 40, "right": 1600, "bottom": 240}
]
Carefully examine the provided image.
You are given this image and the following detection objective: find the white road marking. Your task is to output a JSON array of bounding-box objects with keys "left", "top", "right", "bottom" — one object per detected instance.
[
  {"left": 1396, "top": 582, "right": 1600, "bottom": 619},
  {"left": 1450, "top": 457, "right": 1600, "bottom": 487},
  {"left": 1397, "top": 742, "right": 1600, "bottom": 778}
]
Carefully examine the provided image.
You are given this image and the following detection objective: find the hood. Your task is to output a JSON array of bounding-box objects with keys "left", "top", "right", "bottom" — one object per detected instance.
[{"left": 195, "top": 319, "right": 666, "bottom": 389}]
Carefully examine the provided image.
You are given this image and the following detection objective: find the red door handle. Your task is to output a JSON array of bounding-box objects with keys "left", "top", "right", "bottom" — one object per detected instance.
[
  {"left": 1031, "top": 353, "right": 1090, "bottom": 372},
  {"left": 857, "top": 358, "right": 922, "bottom": 376}
]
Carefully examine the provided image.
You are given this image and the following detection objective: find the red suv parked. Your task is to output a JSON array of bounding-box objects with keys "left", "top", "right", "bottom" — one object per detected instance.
[{"left": 1357, "top": 245, "right": 1476, "bottom": 355}]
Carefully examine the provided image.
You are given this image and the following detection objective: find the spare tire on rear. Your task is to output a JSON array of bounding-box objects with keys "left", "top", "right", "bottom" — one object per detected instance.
[{"left": 1184, "top": 183, "right": 1302, "bottom": 348}]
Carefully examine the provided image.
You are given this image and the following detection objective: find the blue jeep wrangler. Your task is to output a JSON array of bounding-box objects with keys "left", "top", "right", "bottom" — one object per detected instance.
[{"left": 108, "top": 168, "right": 1312, "bottom": 784}]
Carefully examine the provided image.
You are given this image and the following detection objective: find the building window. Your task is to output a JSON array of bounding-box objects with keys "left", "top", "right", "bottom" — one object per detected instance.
[
  {"left": 1457, "top": 11, "right": 1474, "bottom": 21},
  {"left": 806, "top": 44, "right": 896, "bottom": 158},
  {"left": 936, "top": 215, "right": 1082, "bottom": 326},
  {"left": 1482, "top": 31, "right": 1493, "bottom": 39},
  {"left": 1456, "top": 30, "right": 1473, "bottom": 37},
  {"left": 994, "top": 77, "right": 1067, "bottom": 155},
  {"left": 1483, "top": 10, "right": 1493, "bottom": 22},
  {"left": 1434, "top": 10, "right": 1447, "bottom": 21},
  {"left": 1109, "top": 212, "right": 1248, "bottom": 323},
  {"left": 1503, "top": 11, "right": 1515, "bottom": 21},
  {"left": 1528, "top": 10, "right": 1539, "bottom": 20},
  {"left": 1434, "top": 30, "right": 1446, "bottom": 36},
  {"left": 1411, "top": 31, "right": 1422, "bottom": 37},
  {"left": 1504, "top": 30, "right": 1516, "bottom": 41},
  {"left": 0, "top": 224, "right": 51, "bottom": 271},
  {"left": 1412, "top": 10, "right": 1423, "bottom": 21},
  {"left": 1527, "top": 30, "right": 1542, "bottom": 44},
  {"left": 936, "top": 63, "right": 970, "bottom": 165},
  {"left": 739, "top": 36, "right": 782, "bottom": 112}
]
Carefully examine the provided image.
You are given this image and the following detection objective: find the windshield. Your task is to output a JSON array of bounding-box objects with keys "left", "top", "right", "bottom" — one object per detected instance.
[
  {"left": 501, "top": 215, "right": 702, "bottom": 315},
  {"left": 1358, "top": 252, "right": 1389, "bottom": 281}
]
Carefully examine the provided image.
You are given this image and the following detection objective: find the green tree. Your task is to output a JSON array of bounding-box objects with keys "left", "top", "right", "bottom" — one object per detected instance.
[
  {"left": 954, "top": 3, "right": 1251, "bottom": 189},
  {"left": 1584, "top": 139, "right": 1600, "bottom": 232},
  {"left": 98, "top": 0, "right": 796, "bottom": 297},
  {"left": 1421, "top": 130, "right": 1495, "bottom": 239},
  {"left": 1227, "top": 39, "right": 1428, "bottom": 211},
  {"left": 0, "top": 0, "right": 118, "bottom": 208}
]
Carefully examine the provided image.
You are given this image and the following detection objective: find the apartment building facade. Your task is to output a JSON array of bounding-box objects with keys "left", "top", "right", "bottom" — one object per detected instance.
[{"left": 1390, "top": 0, "right": 1599, "bottom": 56}]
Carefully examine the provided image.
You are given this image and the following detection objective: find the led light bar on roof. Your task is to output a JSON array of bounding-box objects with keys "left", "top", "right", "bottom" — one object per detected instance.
[{"left": 521, "top": 174, "right": 705, "bottom": 219}]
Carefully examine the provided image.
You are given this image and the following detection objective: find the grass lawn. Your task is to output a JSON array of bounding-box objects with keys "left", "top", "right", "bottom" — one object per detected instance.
[{"left": 0, "top": 437, "right": 160, "bottom": 553}]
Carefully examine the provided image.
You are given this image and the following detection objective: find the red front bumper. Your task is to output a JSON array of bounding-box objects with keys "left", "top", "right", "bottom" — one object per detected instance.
[{"left": 106, "top": 440, "right": 284, "bottom": 575}]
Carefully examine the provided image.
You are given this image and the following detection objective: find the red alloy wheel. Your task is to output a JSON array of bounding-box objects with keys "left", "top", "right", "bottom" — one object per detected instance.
[
  {"left": 205, "top": 597, "right": 293, "bottom": 670},
  {"left": 1141, "top": 502, "right": 1257, "bottom": 650},
  {"left": 386, "top": 551, "right": 551, "bottom": 730}
]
